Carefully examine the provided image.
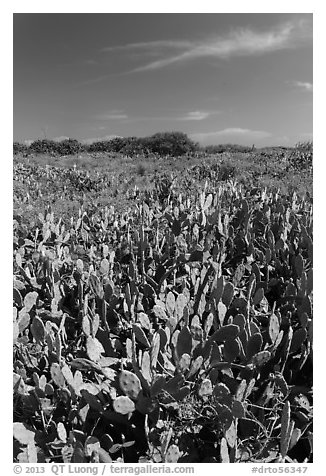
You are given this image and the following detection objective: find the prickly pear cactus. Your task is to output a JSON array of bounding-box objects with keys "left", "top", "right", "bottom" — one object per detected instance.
[{"left": 119, "top": 370, "right": 142, "bottom": 400}]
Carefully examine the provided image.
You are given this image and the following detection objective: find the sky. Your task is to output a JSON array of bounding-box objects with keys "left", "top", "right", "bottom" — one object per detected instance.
[{"left": 13, "top": 13, "right": 313, "bottom": 147}]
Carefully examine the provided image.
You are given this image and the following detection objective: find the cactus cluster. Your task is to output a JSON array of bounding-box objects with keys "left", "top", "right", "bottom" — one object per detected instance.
[{"left": 13, "top": 149, "right": 313, "bottom": 463}]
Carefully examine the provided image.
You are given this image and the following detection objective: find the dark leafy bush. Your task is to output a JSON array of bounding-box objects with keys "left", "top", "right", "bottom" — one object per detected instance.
[
  {"left": 28, "top": 139, "right": 59, "bottom": 155},
  {"left": 28, "top": 138, "right": 84, "bottom": 156},
  {"left": 13, "top": 142, "right": 29, "bottom": 155},
  {"left": 218, "top": 161, "right": 237, "bottom": 181},
  {"left": 56, "top": 138, "right": 84, "bottom": 155},
  {"left": 287, "top": 141, "right": 313, "bottom": 171},
  {"left": 146, "top": 132, "right": 198, "bottom": 156},
  {"left": 120, "top": 137, "right": 145, "bottom": 156},
  {"left": 84, "top": 132, "right": 198, "bottom": 157},
  {"left": 87, "top": 137, "right": 126, "bottom": 153}
]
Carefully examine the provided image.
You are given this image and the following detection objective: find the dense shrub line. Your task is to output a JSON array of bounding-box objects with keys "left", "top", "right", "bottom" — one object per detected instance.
[
  {"left": 13, "top": 132, "right": 265, "bottom": 158},
  {"left": 14, "top": 133, "right": 199, "bottom": 157},
  {"left": 13, "top": 134, "right": 313, "bottom": 171}
]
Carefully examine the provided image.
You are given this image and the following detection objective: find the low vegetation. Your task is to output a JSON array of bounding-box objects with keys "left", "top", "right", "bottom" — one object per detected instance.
[{"left": 13, "top": 134, "right": 313, "bottom": 463}]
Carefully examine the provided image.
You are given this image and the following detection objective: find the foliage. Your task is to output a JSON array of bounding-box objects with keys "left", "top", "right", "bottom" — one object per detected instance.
[
  {"left": 14, "top": 132, "right": 199, "bottom": 158},
  {"left": 28, "top": 139, "right": 59, "bottom": 155},
  {"left": 13, "top": 153, "right": 313, "bottom": 463},
  {"left": 13, "top": 142, "right": 29, "bottom": 156},
  {"left": 56, "top": 139, "right": 84, "bottom": 156},
  {"left": 287, "top": 142, "right": 313, "bottom": 172},
  {"left": 204, "top": 144, "right": 254, "bottom": 154},
  {"left": 145, "top": 132, "right": 198, "bottom": 156}
]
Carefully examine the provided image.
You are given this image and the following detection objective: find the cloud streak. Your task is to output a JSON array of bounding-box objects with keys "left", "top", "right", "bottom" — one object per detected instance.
[
  {"left": 191, "top": 127, "right": 272, "bottom": 141},
  {"left": 94, "top": 110, "right": 219, "bottom": 123},
  {"left": 101, "top": 40, "right": 191, "bottom": 53},
  {"left": 292, "top": 81, "right": 313, "bottom": 92},
  {"left": 95, "top": 110, "right": 128, "bottom": 120},
  {"left": 176, "top": 110, "right": 218, "bottom": 121},
  {"left": 102, "top": 17, "right": 311, "bottom": 73}
]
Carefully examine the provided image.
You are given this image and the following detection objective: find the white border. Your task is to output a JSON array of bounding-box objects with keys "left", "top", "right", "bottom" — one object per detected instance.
[{"left": 4, "top": 2, "right": 323, "bottom": 474}]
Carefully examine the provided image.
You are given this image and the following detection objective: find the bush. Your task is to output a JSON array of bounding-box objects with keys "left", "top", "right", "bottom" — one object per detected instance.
[
  {"left": 28, "top": 139, "right": 59, "bottom": 155},
  {"left": 87, "top": 137, "right": 126, "bottom": 153},
  {"left": 85, "top": 132, "right": 198, "bottom": 157},
  {"left": 204, "top": 144, "right": 253, "bottom": 154},
  {"left": 287, "top": 141, "right": 313, "bottom": 171},
  {"left": 56, "top": 138, "right": 84, "bottom": 155},
  {"left": 27, "top": 138, "right": 84, "bottom": 156},
  {"left": 147, "top": 132, "right": 198, "bottom": 156},
  {"left": 218, "top": 161, "right": 237, "bottom": 181},
  {"left": 13, "top": 142, "right": 29, "bottom": 155}
]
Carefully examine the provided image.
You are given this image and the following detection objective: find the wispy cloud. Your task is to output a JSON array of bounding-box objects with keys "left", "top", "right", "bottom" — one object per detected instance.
[
  {"left": 292, "top": 80, "right": 313, "bottom": 92},
  {"left": 101, "top": 40, "right": 191, "bottom": 53},
  {"left": 95, "top": 110, "right": 128, "bottom": 120},
  {"left": 177, "top": 110, "right": 213, "bottom": 121},
  {"left": 102, "top": 17, "right": 311, "bottom": 73},
  {"left": 191, "top": 127, "right": 272, "bottom": 141},
  {"left": 93, "top": 110, "right": 219, "bottom": 123}
]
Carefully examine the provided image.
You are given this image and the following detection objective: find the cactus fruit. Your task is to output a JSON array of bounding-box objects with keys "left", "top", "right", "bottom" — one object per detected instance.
[
  {"left": 165, "top": 444, "right": 181, "bottom": 463},
  {"left": 177, "top": 353, "right": 191, "bottom": 373},
  {"left": 198, "top": 378, "right": 213, "bottom": 398},
  {"left": 119, "top": 370, "right": 141, "bottom": 400}
]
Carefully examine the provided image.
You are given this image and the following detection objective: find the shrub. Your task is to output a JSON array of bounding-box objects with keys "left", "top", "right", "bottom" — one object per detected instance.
[
  {"left": 218, "top": 161, "right": 237, "bottom": 181},
  {"left": 28, "top": 139, "right": 58, "bottom": 154},
  {"left": 135, "top": 163, "right": 146, "bottom": 176},
  {"left": 13, "top": 142, "right": 29, "bottom": 155},
  {"left": 287, "top": 141, "right": 313, "bottom": 171},
  {"left": 56, "top": 138, "right": 84, "bottom": 155},
  {"left": 147, "top": 132, "right": 198, "bottom": 156},
  {"left": 204, "top": 144, "right": 253, "bottom": 154}
]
